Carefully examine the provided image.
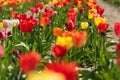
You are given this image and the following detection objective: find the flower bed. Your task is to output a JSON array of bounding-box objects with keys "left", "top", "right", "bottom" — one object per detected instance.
[{"left": 0, "top": 0, "right": 120, "bottom": 80}]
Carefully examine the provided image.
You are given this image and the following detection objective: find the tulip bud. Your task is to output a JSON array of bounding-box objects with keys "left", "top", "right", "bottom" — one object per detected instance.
[
  {"left": 13, "top": 49, "right": 20, "bottom": 58},
  {"left": 79, "top": 7, "right": 84, "bottom": 14}
]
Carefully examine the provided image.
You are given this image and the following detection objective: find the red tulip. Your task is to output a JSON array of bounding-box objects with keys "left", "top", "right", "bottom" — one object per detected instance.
[
  {"left": 42, "top": 12, "right": 51, "bottom": 19},
  {"left": 30, "top": 7, "right": 38, "bottom": 13},
  {"left": 74, "top": 0, "right": 83, "bottom": 5},
  {"left": 96, "top": 5, "right": 104, "bottom": 16},
  {"left": 52, "top": 45, "right": 67, "bottom": 57},
  {"left": 46, "top": 61, "right": 78, "bottom": 80},
  {"left": 66, "top": 20, "right": 76, "bottom": 31},
  {"left": 0, "top": 3, "right": 2, "bottom": 11},
  {"left": 79, "top": 7, "right": 84, "bottom": 14},
  {"left": 114, "top": 22, "right": 120, "bottom": 38},
  {"left": 11, "top": 11, "right": 18, "bottom": 19},
  {"left": 19, "top": 51, "right": 41, "bottom": 73},
  {"left": 118, "top": 57, "right": 120, "bottom": 67},
  {"left": 19, "top": 14, "right": 27, "bottom": 20},
  {"left": 116, "top": 43, "right": 120, "bottom": 57},
  {"left": 35, "top": 2, "right": 44, "bottom": 9},
  {"left": 98, "top": 23, "right": 109, "bottom": 33},
  {"left": 19, "top": 20, "right": 33, "bottom": 33}
]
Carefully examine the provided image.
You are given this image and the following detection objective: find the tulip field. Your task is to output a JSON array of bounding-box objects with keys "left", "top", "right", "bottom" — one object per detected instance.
[{"left": 0, "top": 0, "right": 120, "bottom": 80}]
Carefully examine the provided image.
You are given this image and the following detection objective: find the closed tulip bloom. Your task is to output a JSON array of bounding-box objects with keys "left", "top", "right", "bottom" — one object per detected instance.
[
  {"left": 79, "top": 7, "right": 84, "bottom": 14},
  {"left": 80, "top": 22, "right": 89, "bottom": 29},
  {"left": 114, "top": 22, "right": 120, "bottom": 38},
  {"left": 94, "top": 17, "right": 106, "bottom": 26},
  {"left": 46, "top": 61, "right": 78, "bottom": 80},
  {"left": 52, "top": 45, "right": 67, "bottom": 57},
  {"left": 40, "top": 17, "right": 50, "bottom": 27},
  {"left": 53, "top": 27, "right": 63, "bottom": 37},
  {"left": 19, "top": 51, "right": 41, "bottom": 73},
  {"left": 98, "top": 23, "right": 109, "bottom": 33},
  {"left": 0, "top": 30, "right": 7, "bottom": 40},
  {"left": 26, "top": 70, "right": 66, "bottom": 80},
  {"left": 66, "top": 20, "right": 76, "bottom": 31},
  {"left": 96, "top": 5, "right": 104, "bottom": 16},
  {"left": 11, "top": 11, "right": 18, "bottom": 19},
  {"left": 0, "top": 22, "right": 3, "bottom": 29},
  {"left": 72, "top": 30, "right": 87, "bottom": 48},
  {"left": 88, "top": 13, "right": 93, "bottom": 19},
  {"left": 116, "top": 43, "right": 120, "bottom": 57},
  {"left": 2, "top": 20, "right": 10, "bottom": 29},
  {"left": 56, "top": 36, "right": 73, "bottom": 49}
]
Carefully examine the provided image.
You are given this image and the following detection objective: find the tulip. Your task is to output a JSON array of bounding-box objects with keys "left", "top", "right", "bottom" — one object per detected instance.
[
  {"left": 46, "top": 61, "right": 78, "bottom": 80},
  {"left": 19, "top": 51, "right": 41, "bottom": 73},
  {"left": 52, "top": 45, "right": 67, "bottom": 57},
  {"left": 72, "top": 30, "right": 87, "bottom": 48},
  {"left": 11, "top": 11, "right": 18, "bottom": 19},
  {"left": 53, "top": 27, "right": 63, "bottom": 37},
  {"left": 66, "top": 20, "right": 76, "bottom": 31},
  {"left": 98, "top": 23, "right": 109, "bottom": 33},
  {"left": 2, "top": 20, "right": 10, "bottom": 29},
  {"left": 56, "top": 36, "right": 73, "bottom": 49},
  {"left": 96, "top": 5, "right": 104, "bottom": 16},
  {"left": 26, "top": 70, "right": 66, "bottom": 80},
  {"left": 94, "top": 17, "right": 106, "bottom": 26},
  {"left": 40, "top": 17, "right": 50, "bottom": 27},
  {"left": 0, "top": 30, "right": 7, "bottom": 40},
  {"left": 80, "top": 22, "right": 89, "bottom": 29},
  {"left": 79, "top": 7, "right": 84, "bottom": 14},
  {"left": 0, "top": 22, "right": 3, "bottom": 29},
  {"left": 114, "top": 22, "right": 120, "bottom": 38}
]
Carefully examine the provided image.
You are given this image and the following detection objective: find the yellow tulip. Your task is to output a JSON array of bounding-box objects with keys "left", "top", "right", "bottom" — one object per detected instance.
[
  {"left": 81, "top": 22, "right": 89, "bottom": 29},
  {"left": 94, "top": 17, "right": 106, "bottom": 26},
  {"left": 56, "top": 36, "right": 73, "bottom": 49},
  {"left": 88, "top": 13, "right": 93, "bottom": 19},
  {"left": 52, "top": 0, "right": 58, "bottom": 4},
  {"left": 56, "top": 36, "right": 66, "bottom": 47},
  {"left": 78, "top": 1, "right": 82, "bottom": 8},
  {"left": 3, "top": 2, "right": 8, "bottom": 6},
  {"left": 65, "top": 36, "right": 73, "bottom": 49},
  {"left": 26, "top": 71, "right": 41, "bottom": 80},
  {"left": 26, "top": 70, "right": 66, "bottom": 80},
  {"left": 0, "top": 22, "right": 3, "bottom": 29}
]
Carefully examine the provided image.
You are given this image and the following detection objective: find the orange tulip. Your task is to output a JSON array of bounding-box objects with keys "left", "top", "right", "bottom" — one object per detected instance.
[
  {"left": 53, "top": 27, "right": 63, "bottom": 37},
  {"left": 71, "top": 30, "right": 87, "bottom": 48}
]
